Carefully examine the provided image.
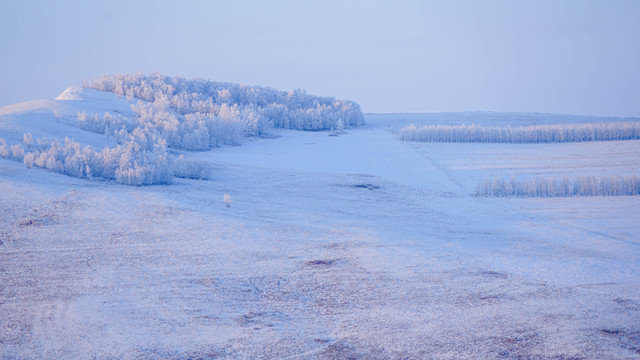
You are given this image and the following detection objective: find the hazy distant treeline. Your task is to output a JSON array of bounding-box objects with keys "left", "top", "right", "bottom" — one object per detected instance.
[
  {"left": 476, "top": 175, "right": 640, "bottom": 197},
  {"left": 399, "top": 122, "right": 640, "bottom": 143}
]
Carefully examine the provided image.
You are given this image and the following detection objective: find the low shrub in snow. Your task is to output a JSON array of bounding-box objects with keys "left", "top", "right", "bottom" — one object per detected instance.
[
  {"left": 172, "top": 155, "right": 211, "bottom": 180},
  {"left": 399, "top": 122, "right": 640, "bottom": 143}
]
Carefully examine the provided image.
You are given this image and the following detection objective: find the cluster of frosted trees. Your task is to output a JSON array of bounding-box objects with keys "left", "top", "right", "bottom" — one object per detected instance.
[
  {"left": 0, "top": 135, "right": 209, "bottom": 186},
  {"left": 399, "top": 122, "right": 640, "bottom": 143},
  {"left": 76, "top": 102, "right": 248, "bottom": 151},
  {"left": 0, "top": 73, "right": 364, "bottom": 185},
  {"left": 84, "top": 72, "right": 364, "bottom": 133},
  {"left": 476, "top": 175, "right": 640, "bottom": 197}
]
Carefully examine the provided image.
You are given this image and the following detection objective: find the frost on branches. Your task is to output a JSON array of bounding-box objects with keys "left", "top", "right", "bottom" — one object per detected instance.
[
  {"left": 83, "top": 72, "right": 364, "bottom": 136},
  {"left": 0, "top": 135, "right": 210, "bottom": 186}
]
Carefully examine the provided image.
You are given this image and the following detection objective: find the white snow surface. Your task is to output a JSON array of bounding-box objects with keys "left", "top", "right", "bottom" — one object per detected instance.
[
  {"left": 55, "top": 87, "right": 85, "bottom": 101},
  {"left": 1, "top": 94, "right": 640, "bottom": 359}
]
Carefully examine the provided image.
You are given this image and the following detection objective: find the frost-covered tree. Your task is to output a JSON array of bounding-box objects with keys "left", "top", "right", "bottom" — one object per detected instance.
[
  {"left": 10, "top": 144, "right": 25, "bottom": 160},
  {"left": 0, "top": 138, "right": 9, "bottom": 158},
  {"left": 23, "top": 133, "right": 33, "bottom": 145}
]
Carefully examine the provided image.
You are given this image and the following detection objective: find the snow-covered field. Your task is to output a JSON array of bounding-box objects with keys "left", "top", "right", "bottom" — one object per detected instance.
[{"left": 1, "top": 92, "right": 640, "bottom": 358}]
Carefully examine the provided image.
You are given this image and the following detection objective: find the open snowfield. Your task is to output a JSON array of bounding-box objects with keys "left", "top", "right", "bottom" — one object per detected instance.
[{"left": 1, "top": 93, "right": 640, "bottom": 358}]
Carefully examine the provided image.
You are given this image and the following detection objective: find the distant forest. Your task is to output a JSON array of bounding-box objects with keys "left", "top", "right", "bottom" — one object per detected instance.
[
  {"left": 477, "top": 174, "right": 640, "bottom": 197},
  {"left": 399, "top": 122, "right": 640, "bottom": 143}
]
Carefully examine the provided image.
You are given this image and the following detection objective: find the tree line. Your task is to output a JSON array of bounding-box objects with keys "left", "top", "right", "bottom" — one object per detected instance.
[
  {"left": 399, "top": 122, "right": 640, "bottom": 143},
  {"left": 476, "top": 174, "right": 640, "bottom": 197}
]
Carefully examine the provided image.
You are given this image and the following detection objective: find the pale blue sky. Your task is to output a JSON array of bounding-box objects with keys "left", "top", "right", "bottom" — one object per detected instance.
[{"left": 1, "top": 0, "right": 639, "bottom": 116}]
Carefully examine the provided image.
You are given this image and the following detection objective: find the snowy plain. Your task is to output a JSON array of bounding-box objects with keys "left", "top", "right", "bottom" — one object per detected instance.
[{"left": 1, "top": 90, "right": 640, "bottom": 359}]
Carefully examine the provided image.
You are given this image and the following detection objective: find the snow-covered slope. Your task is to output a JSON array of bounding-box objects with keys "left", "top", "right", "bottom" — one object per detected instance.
[
  {"left": 1, "top": 89, "right": 639, "bottom": 358},
  {"left": 0, "top": 87, "right": 134, "bottom": 146}
]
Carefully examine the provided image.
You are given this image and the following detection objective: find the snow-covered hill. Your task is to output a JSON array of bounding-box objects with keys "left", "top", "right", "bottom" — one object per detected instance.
[
  {"left": 1, "top": 80, "right": 640, "bottom": 358},
  {"left": 1, "top": 74, "right": 364, "bottom": 185}
]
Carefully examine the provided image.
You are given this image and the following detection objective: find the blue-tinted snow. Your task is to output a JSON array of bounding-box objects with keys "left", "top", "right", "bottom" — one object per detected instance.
[{"left": 1, "top": 96, "right": 639, "bottom": 358}]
